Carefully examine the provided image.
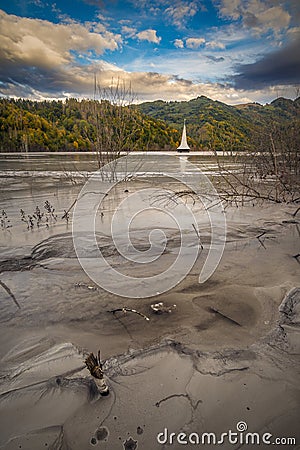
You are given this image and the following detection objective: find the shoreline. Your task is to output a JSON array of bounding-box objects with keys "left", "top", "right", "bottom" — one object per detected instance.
[{"left": 0, "top": 150, "right": 238, "bottom": 156}]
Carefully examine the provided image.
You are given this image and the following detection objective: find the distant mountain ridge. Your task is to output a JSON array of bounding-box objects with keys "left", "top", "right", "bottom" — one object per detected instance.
[{"left": 137, "top": 96, "right": 300, "bottom": 151}]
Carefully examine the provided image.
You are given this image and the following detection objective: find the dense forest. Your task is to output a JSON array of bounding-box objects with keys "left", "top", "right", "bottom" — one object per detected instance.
[
  {"left": 137, "top": 96, "right": 300, "bottom": 152},
  {"left": 0, "top": 98, "right": 182, "bottom": 152},
  {"left": 0, "top": 96, "right": 299, "bottom": 152}
]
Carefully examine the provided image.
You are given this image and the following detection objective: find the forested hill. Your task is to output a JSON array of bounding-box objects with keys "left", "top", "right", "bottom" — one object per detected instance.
[
  {"left": 0, "top": 98, "right": 182, "bottom": 152},
  {"left": 0, "top": 96, "right": 299, "bottom": 152},
  {"left": 137, "top": 96, "right": 300, "bottom": 151}
]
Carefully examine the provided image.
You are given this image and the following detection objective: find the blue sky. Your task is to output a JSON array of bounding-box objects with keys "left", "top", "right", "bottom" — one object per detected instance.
[{"left": 0, "top": 0, "right": 299, "bottom": 104}]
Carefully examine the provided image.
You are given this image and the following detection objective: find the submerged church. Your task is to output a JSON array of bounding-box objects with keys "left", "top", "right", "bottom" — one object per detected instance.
[{"left": 177, "top": 119, "right": 190, "bottom": 153}]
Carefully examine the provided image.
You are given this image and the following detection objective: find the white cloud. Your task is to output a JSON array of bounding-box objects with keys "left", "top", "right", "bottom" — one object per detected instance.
[
  {"left": 174, "top": 38, "right": 184, "bottom": 48},
  {"left": 186, "top": 37, "right": 205, "bottom": 49},
  {"left": 0, "top": 9, "right": 122, "bottom": 71},
  {"left": 0, "top": 46, "right": 295, "bottom": 106},
  {"left": 215, "top": 0, "right": 291, "bottom": 35},
  {"left": 165, "top": 1, "right": 198, "bottom": 28},
  {"left": 0, "top": 6, "right": 296, "bottom": 106},
  {"left": 90, "top": 67, "right": 296, "bottom": 105},
  {"left": 122, "top": 25, "right": 137, "bottom": 38},
  {"left": 287, "top": 26, "right": 300, "bottom": 37},
  {"left": 206, "top": 40, "right": 225, "bottom": 49},
  {"left": 217, "top": 0, "right": 242, "bottom": 20},
  {"left": 136, "top": 29, "right": 162, "bottom": 43},
  {"left": 254, "top": 5, "right": 290, "bottom": 32}
]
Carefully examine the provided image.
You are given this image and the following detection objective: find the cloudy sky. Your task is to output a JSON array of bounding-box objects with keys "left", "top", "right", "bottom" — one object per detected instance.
[{"left": 0, "top": 0, "right": 299, "bottom": 104}]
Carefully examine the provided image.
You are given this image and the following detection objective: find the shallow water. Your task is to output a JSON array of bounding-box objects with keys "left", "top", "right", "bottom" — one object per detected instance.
[{"left": 0, "top": 153, "right": 299, "bottom": 449}]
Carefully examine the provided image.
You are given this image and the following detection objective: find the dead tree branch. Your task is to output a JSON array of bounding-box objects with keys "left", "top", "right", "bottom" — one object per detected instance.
[
  {"left": 192, "top": 223, "right": 204, "bottom": 249},
  {"left": 108, "top": 307, "right": 150, "bottom": 321},
  {"left": 256, "top": 231, "right": 267, "bottom": 249},
  {"left": 61, "top": 199, "right": 77, "bottom": 220},
  {"left": 0, "top": 280, "right": 21, "bottom": 309},
  {"left": 292, "top": 206, "right": 300, "bottom": 218},
  {"left": 293, "top": 254, "right": 300, "bottom": 263}
]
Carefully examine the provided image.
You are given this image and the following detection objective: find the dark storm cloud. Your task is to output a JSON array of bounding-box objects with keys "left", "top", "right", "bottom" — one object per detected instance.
[
  {"left": 0, "top": 62, "right": 80, "bottom": 98},
  {"left": 205, "top": 55, "right": 225, "bottom": 62},
  {"left": 233, "top": 37, "right": 300, "bottom": 89}
]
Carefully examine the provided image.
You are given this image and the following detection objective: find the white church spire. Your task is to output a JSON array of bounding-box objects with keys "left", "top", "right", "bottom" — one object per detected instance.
[{"left": 177, "top": 119, "right": 190, "bottom": 152}]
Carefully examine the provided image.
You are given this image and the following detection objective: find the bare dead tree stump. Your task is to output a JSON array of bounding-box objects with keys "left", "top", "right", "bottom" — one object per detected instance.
[{"left": 85, "top": 351, "right": 109, "bottom": 396}]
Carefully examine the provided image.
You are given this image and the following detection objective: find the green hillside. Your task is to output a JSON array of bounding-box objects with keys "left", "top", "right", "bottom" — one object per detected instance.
[
  {"left": 137, "top": 96, "right": 300, "bottom": 151},
  {"left": 0, "top": 96, "right": 299, "bottom": 152},
  {"left": 0, "top": 98, "right": 181, "bottom": 152}
]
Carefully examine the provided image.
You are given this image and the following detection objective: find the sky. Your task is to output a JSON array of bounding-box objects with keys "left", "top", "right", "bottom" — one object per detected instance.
[{"left": 0, "top": 0, "right": 299, "bottom": 105}]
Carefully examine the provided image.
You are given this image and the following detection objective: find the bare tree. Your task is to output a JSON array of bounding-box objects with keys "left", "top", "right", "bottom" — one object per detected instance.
[
  {"left": 213, "top": 120, "right": 300, "bottom": 205},
  {"left": 93, "top": 77, "right": 147, "bottom": 181},
  {"left": 160, "top": 120, "right": 299, "bottom": 208}
]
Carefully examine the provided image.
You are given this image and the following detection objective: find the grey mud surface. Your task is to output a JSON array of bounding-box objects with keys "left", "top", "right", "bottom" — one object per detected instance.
[{"left": 0, "top": 177, "right": 299, "bottom": 450}]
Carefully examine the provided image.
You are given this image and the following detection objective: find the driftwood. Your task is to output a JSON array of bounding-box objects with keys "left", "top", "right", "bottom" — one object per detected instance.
[
  {"left": 108, "top": 307, "right": 150, "bottom": 321},
  {"left": 85, "top": 350, "right": 109, "bottom": 396}
]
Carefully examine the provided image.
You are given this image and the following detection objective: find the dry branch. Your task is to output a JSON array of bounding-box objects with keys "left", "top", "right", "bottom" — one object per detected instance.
[
  {"left": 293, "top": 254, "right": 300, "bottom": 263},
  {"left": 108, "top": 307, "right": 150, "bottom": 321},
  {"left": 0, "top": 280, "right": 21, "bottom": 309},
  {"left": 256, "top": 231, "right": 267, "bottom": 249},
  {"left": 292, "top": 206, "right": 300, "bottom": 218},
  {"left": 61, "top": 199, "right": 77, "bottom": 220},
  {"left": 192, "top": 223, "right": 204, "bottom": 249}
]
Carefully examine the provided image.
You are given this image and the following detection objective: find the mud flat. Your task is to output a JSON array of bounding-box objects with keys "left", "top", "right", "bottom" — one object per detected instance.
[{"left": 0, "top": 176, "right": 299, "bottom": 449}]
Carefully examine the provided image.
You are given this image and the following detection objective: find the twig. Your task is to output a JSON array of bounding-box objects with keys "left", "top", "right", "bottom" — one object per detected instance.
[
  {"left": 155, "top": 393, "right": 189, "bottom": 407},
  {"left": 293, "top": 253, "right": 300, "bottom": 264},
  {"left": 290, "top": 206, "right": 300, "bottom": 217},
  {"left": 62, "top": 191, "right": 108, "bottom": 220},
  {"left": 0, "top": 280, "right": 21, "bottom": 309},
  {"left": 192, "top": 223, "right": 204, "bottom": 249},
  {"left": 61, "top": 199, "right": 77, "bottom": 220},
  {"left": 108, "top": 307, "right": 150, "bottom": 321},
  {"left": 256, "top": 231, "right": 267, "bottom": 249}
]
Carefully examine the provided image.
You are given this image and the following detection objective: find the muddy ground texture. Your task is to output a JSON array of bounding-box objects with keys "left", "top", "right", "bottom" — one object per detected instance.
[{"left": 0, "top": 202, "right": 299, "bottom": 450}]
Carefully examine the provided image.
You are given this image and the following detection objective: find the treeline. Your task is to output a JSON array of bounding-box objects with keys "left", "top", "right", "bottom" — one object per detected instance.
[
  {"left": 0, "top": 96, "right": 299, "bottom": 152},
  {"left": 0, "top": 98, "right": 184, "bottom": 152}
]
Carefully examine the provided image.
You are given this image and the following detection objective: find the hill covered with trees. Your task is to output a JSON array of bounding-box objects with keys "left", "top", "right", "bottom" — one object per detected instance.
[
  {"left": 137, "top": 96, "right": 300, "bottom": 152},
  {"left": 0, "top": 96, "right": 299, "bottom": 152},
  {"left": 0, "top": 98, "right": 182, "bottom": 153}
]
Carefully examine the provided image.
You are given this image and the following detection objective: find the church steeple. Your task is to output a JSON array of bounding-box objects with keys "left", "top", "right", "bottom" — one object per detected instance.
[{"left": 177, "top": 119, "right": 190, "bottom": 152}]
